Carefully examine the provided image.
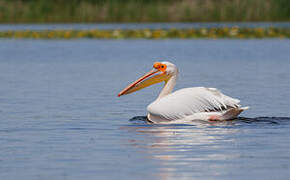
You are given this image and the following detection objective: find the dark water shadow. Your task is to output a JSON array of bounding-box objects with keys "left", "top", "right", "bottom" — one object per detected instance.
[{"left": 129, "top": 116, "right": 290, "bottom": 126}]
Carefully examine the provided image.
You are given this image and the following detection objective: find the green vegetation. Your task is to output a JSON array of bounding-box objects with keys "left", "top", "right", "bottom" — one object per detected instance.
[
  {"left": 1, "top": 27, "right": 289, "bottom": 39},
  {"left": 0, "top": 0, "right": 289, "bottom": 23}
]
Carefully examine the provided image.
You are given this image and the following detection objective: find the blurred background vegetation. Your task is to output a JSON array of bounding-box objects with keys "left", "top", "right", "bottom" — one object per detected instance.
[{"left": 0, "top": 0, "right": 289, "bottom": 23}]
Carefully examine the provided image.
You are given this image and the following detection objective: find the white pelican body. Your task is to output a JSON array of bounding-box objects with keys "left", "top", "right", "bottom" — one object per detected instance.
[{"left": 118, "top": 61, "right": 248, "bottom": 123}]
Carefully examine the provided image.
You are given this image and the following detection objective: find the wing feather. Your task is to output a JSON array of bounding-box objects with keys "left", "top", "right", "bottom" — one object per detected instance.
[{"left": 147, "top": 87, "right": 240, "bottom": 120}]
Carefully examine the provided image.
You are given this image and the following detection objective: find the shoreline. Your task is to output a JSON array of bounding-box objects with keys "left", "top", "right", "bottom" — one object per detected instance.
[{"left": 0, "top": 27, "right": 289, "bottom": 39}]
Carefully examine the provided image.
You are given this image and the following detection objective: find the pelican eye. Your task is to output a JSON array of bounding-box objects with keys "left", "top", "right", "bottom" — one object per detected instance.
[{"left": 159, "top": 64, "right": 167, "bottom": 72}]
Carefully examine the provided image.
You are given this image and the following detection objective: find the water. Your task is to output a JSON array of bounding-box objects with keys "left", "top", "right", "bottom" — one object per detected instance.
[
  {"left": 0, "top": 22, "right": 290, "bottom": 31},
  {"left": 0, "top": 39, "right": 290, "bottom": 180}
]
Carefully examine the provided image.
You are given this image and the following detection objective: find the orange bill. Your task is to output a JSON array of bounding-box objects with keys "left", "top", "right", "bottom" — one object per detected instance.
[{"left": 118, "top": 69, "right": 170, "bottom": 97}]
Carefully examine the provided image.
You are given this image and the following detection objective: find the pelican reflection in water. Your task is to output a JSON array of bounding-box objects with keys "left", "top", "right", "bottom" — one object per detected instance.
[{"left": 123, "top": 121, "right": 240, "bottom": 179}]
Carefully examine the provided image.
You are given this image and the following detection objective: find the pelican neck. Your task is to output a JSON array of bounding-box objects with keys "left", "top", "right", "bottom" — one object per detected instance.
[{"left": 157, "top": 73, "right": 178, "bottom": 99}]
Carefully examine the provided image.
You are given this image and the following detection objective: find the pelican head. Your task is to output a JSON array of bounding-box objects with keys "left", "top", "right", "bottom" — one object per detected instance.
[{"left": 118, "top": 61, "right": 177, "bottom": 97}]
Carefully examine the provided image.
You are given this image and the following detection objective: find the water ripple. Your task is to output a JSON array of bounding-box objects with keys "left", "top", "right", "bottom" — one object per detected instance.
[{"left": 129, "top": 116, "right": 290, "bottom": 126}]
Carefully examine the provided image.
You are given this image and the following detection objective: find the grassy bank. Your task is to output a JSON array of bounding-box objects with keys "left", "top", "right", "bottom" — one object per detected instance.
[
  {"left": 0, "top": 0, "right": 290, "bottom": 23},
  {"left": 1, "top": 27, "right": 289, "bottom": 39}
]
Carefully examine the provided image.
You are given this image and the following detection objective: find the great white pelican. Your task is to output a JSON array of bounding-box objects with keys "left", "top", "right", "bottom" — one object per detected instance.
[{"left": 118, "top": 61, "right": 248, "bottom": 123}]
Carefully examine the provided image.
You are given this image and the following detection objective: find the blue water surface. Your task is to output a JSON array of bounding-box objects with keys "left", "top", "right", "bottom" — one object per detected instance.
[{"left": 0, "top": 39, "right": 290, "bottom": 180}]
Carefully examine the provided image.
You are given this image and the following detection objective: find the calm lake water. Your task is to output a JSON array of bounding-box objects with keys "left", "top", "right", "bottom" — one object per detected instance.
[{"left": 0, "top": 39, "right": 290, "bottom": 180}]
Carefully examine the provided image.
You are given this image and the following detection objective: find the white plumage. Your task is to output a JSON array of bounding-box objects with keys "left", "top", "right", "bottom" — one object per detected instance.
[
  {"left": 148, "top": 87, "right": 237, "bottom": 117},
  {"left": 147, "top": 87, "right": 246, "bottom": 123}
]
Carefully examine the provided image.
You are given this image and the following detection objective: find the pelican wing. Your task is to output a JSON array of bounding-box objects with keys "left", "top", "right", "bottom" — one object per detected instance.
[{"left": 147, "top": 87, "right": 240, "bottom": 120}]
